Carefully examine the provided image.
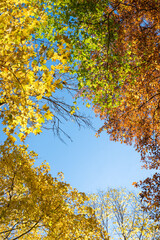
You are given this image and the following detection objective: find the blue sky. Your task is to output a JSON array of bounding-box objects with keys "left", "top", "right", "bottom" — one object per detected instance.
[
  {"left": 0, "top": 101, "right": 156, "bottom": 194},
  {"left": 24, "top": 105, "right": 155, "bottom": 194}
]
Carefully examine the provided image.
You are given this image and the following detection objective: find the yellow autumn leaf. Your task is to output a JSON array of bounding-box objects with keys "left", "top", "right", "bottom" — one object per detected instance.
[{"left": 18, "top": 132, "right": 25, "bottom": 141}]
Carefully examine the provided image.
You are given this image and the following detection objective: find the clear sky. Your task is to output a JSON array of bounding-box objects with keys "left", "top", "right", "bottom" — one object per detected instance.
[
  {"left": 0, "top": 101, "right": 156, "bottom": 194},
  {"left": 24, "top": 105, "right": 155, "bottom": 194}
]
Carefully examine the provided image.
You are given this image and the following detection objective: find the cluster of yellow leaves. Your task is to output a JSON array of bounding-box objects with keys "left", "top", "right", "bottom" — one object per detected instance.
[
  {"left": 89, "top": 189, "right": 160, "bottom": 239},
  {"left": 0, "top": 0, "right": 72, "bottom": 142},
  {"left": 0, "top": 141, "right": 105, "bottom": 239}
]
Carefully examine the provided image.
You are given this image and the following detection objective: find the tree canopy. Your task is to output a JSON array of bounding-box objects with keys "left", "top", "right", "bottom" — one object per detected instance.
[
  {"left": 0, "top": 0, "right": 105, "bottom": 238},
  {"left": 89, "top": 188, "right": 160, "bottom": 239},
  {"left": 0, "top": 0, "right": 159, "bottom": 237},
  {"left": 0, "top": 141, "right": 106, "bottom": 239},
  {"left": 0, "top": 0, "right": 91, "bottom": 142},
  {"left": 44, "top": 0, "right": 159, "bottom": 222}
]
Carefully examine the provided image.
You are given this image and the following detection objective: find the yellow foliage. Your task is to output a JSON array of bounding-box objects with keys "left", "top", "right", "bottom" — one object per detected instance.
[
  {"left": 0, "top": 2, "right": 106, "bottom": 238},
  {"left": 0, "top": 0, "right": 72, "bottom": 141},
  {"left": 89, "top": 189, "right": 159, "bottom": 239},
  {"left": 0, "top": 142, "right": 104, "bottom": 239}
]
